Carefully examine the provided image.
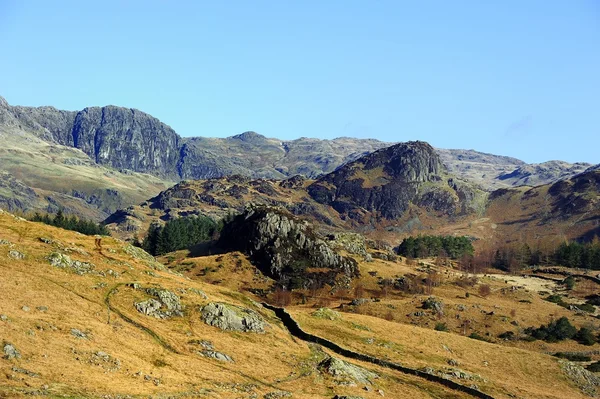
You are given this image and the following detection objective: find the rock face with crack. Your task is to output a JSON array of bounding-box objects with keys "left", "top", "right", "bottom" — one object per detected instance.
[
  {"left": 200, "top": 303, "right": 265, "bottom": 333},
  {"left": 218, "top": 205, "right": 358, "bottom": 289}
]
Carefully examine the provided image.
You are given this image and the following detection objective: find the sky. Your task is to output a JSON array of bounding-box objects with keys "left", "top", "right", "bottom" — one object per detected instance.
[{"left": 0, "top": 1, "right": 598, "bottom": 164}]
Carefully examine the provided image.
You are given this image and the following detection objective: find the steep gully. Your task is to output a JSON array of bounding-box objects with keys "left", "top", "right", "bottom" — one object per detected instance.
[{"left": 262, "top": 303, "right": 496, "bottom": 399}]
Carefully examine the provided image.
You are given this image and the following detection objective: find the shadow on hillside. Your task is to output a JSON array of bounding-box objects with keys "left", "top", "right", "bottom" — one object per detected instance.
[{"left": 186, "top": 240, "right": 229, "bottom": 257}]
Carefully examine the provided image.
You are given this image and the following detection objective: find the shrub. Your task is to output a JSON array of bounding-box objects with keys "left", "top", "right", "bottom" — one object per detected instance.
[
  {"left": 587, "top": 361, "right": 600, "bottom": 372},
  {"left": 553, "top": 352, "right": 592, "bottom": 362},
  {"left": 478, "top": 284, "right": 491, "bottom": 297},
  {"left": 498, "top": 331, "right": 516, "bottom": 340},
  {"left": 577, "top": 303, "right": 596, "bottom": 313},
  {"left": 575, "top": 327, "right": 597, "bottom": 346},
  {"left": 469, "top": 332, "right": 490, "bottom": 342},
  {"left": 525, "top": 317, "right": 577, "bottom": 342},
  {"left": 563, "top": 276, "right": 576, "bottom": 290},
  {"left": 434, "top": 322, "right": 449, "bottom": 332}
]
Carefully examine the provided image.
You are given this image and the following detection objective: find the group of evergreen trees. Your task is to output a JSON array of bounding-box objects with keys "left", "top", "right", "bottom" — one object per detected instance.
[
  {"left": 141, "top": 216, "right": 219, "bottom": 256},
  {"left": 492, "top": 240, "right": 600, "bottom": 271},
  {"left": 554, "top": 241, "right": 600, "bottom": 270},
  {"left": 397, "top": 235, "right": 474, "bottom": 259},
  {"left": 30, "top": 210, "right": 110, "bottom": 236}
]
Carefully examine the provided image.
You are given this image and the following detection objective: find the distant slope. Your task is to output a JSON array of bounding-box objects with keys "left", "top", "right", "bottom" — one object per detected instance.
[{"left": 437, "top": 149, "right": 590, "bottom": 190}]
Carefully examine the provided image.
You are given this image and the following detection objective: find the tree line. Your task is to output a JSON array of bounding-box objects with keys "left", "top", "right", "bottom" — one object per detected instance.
[
  {"left": 141, "top": 216, "right": 219, "bottom": 256},
  {"left": 491, "top": 240, "right": 600, "bottom": 271},
  {"left": 397, "top": 235, "right": 474, "bottom": 259},
  {"left": 30, "top": 210, "right": 110, "bottom": 236}
]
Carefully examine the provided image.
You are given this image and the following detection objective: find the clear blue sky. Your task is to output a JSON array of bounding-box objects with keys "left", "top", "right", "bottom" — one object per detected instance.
[{"left": 1, "top": 1, "right": 598, "bottom": 164}]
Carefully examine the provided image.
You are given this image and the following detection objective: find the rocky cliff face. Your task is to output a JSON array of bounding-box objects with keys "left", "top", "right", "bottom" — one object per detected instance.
[
  {"left": 308, "top": 141, "right": 481, "bottom": 220},
  {"left": 70, "top": 107, "right": 181, "bottom": 178},
  {"left": 218, "top": 206, "right": 359, "bottom": 289}
]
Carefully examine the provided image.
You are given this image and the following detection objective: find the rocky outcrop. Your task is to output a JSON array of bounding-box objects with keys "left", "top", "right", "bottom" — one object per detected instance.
[
  {"left": 308, "top": 141, "right": 480, "bottom": 220},
  {"left": 135, "top": 288, "right": 183, "bottom": 319},
  {"left": 218, "top": 205, "right": 359, "bottom": 289},
  {"left": 200, "top": 302, "right": 265, "bottom": 333},
  {"left": 318, "top": 356, "right": 379, "bottom": 385}
]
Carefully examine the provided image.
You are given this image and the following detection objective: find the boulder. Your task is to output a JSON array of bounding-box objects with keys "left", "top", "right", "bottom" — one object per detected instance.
[
  {"left": 200, "top": 302, "right": 265, "bottom": 333},
  {"left": 318, "top": 357, "right": 378, "bottom": 385},
  {"left": 3, "top": 343, "right": 21, "bottom": 359},
  {"left": 8, "top": 250, "right": 24, "bottom": 260},
  {"left": 135, "top": 288, "right": 183, "bottom": 319}
]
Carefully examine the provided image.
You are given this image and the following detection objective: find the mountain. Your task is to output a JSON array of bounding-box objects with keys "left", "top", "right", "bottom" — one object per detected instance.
[
  {"left": 307, "top": 141, "right": 485, "bottom": 221},
  {"left": 0, "top": 95, "right": 593, "bottom": 221},
  {"left": 105, "top": 142, "right": 600, "bottom": 253}
]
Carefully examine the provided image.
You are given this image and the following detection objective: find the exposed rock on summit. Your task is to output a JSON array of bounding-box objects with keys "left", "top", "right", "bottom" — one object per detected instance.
[{"left": 308, "top": 141, "right": 481, "bottom": 220}]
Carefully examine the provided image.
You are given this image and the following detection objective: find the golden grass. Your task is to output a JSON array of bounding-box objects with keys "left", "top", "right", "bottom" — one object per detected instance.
[{"left": 0, "top": 212, "right": 479, "bottom": 398}]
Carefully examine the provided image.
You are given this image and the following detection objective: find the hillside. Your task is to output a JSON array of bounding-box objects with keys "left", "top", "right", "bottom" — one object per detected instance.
[{"left": 2, "top": 209, "right": 599, "bottom": 398}]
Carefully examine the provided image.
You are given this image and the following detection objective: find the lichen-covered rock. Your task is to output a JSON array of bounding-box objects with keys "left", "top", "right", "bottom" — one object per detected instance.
[
  {"left": 199, "top": 350, "right": 234, "bottom": 362},
  {"left": 327, "top": 232, "right": 368, "bottom": 257},
  {"left": 218, "top": 205, "right": 358, "bottom": 289},
  {"left": 70, "top": 328, "right": 88, "bottom": 339},
  {"left": 422, "top": 297, "right": 444, "bottom": 314},
  {"left": 312, "top": 308, "right": 341, "bottom": 321},
  {"left": 318, "top": 357, "right": 378, "bottom": 385},
  {"left": 135, "top": 288, "right": 183, "bottom": 319},
  {"left": 3, "top": 342, "right": 21, "bottom": 359},
  {"left": 200, "top": 302, "right": 265, "bottom": 333},
  {"left": 8, "top": 250, "right": 24, "bottom": 260},
  {"left": 48, "top": 252, "right": 72, "bottom": 268},
  {"left": 560, "top": 360, "right": 600, "bottom": 397}
]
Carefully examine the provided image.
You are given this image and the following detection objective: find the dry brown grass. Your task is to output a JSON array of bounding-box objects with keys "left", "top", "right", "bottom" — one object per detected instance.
[{"left": 0, "top": 211, "right": 478, "bottom": 398}]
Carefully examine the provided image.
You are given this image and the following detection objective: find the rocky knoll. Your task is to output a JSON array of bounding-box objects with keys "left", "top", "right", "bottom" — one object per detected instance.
[
  {"left": 308, "top": 141, "right": 483, "bottom": 220},
  {"left": 218, "top": 205, "right": 359, "bottom": 289}
]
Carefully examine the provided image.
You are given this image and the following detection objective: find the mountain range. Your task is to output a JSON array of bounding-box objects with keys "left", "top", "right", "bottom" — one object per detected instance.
[{"left": 0, "top": 96, "right": 594, "bottom": 222}]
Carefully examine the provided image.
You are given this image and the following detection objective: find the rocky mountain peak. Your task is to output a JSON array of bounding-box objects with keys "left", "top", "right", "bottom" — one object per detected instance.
[
  {"left": 0, "top": 96, "right": 8, "bottom": 108},
  {"left": 232, "top": 131, "right": 268, "bottom": 142},
  {"left": 307, "top": 140, "right": 461, "bottom": 219}
]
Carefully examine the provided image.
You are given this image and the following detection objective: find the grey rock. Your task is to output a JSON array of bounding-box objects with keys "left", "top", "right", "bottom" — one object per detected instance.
[
  {"left": 333, "top": 396, "right": 365, "bottom": 399},
  {"left": 199, "top": 350, "right": 233, "bottom": 362},
  {"left": 48, "top": 252, "right": 72, "bottom": 268},
  {"left": 8, "top": 250, "right": 25, "bottom": 260},
  {"left": 350, "top": 298, "right": 372, "bottom": 306},
  {"left": 264, "top": 392, "right": 292, "bottom": 399},
  {"left": 448, "top": 359, "right": 459, "bottom": 366},
  {"left": 188, "top": 288, "right": 208, "bottom": 299},
  {"left": 318, "top": 357, "right": 378, "bottom": 385},
  {"left": 36, "top": 306, "right": 48, "bottom": 312},
  {"left": 0, "top": 314, "right": 8, "bottom": 321},
  {"left": 0, "top": 239, "right": 11, "bottom": 245},
  {"left": 3, "top": 343, "right": 21, "bottom": 359},
  {"left": 422, "top": 297, "right": 444, "bottom": 314},
  {"left": 200, "top": 302, "right": 265, "bottom": 333},
  {"left": 135, "top": 288, "right": 183, "bottom": 319},
  {"left": 21, "top": 306, "right": 30, "bottom": 312},
  {"left": 312, "top": 308, "right": 341, "bottom": 320},
  {"left": 135, "top": 299, "right": 163, "bottom": 317},
  {"left": 70, "top": 328, "right": 88, "bottom": 339},
  {"left": 11, "top": 366, "right": 40, "bottom": 377}
]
